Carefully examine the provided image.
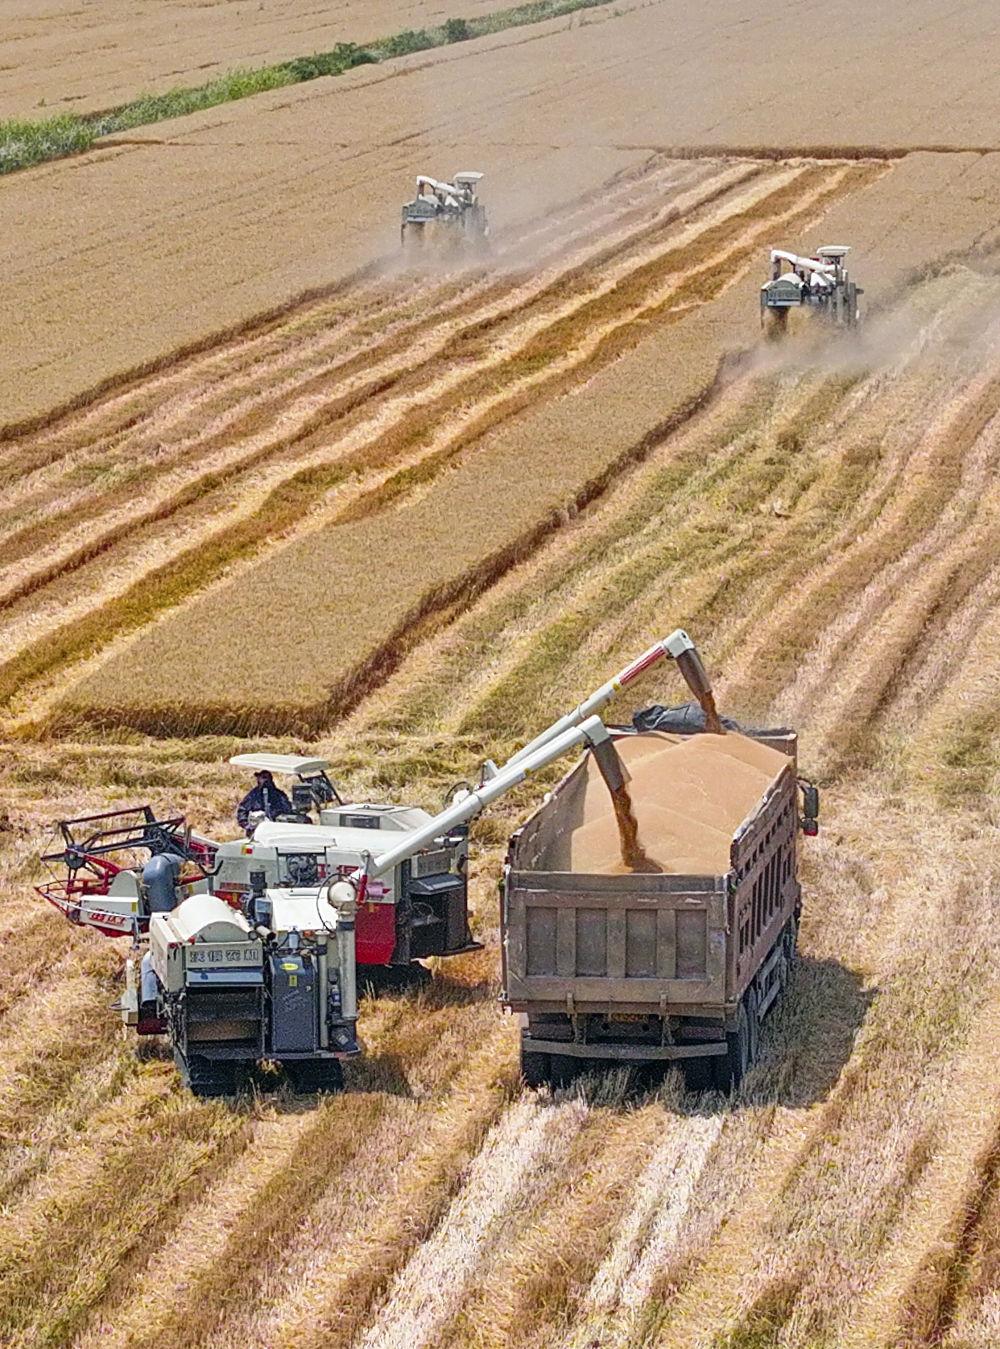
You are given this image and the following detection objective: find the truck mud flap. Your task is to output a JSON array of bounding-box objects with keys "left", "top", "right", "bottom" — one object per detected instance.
[{"left": 523, "top": 1036, "right": 726, "bottom": 1061}]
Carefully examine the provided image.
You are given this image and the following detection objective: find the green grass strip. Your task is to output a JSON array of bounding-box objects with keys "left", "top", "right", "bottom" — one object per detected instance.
[{"left": 0, "top": 0, "right": 616, "bottom": 176}]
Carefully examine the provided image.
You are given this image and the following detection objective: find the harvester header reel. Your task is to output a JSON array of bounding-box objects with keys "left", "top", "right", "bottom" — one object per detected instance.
[
  {"left": 36, "top": 805, "right": 214, "bottom": 938},
  {"left": 42, "top": 805, "right": 192, "bottom": 871}
]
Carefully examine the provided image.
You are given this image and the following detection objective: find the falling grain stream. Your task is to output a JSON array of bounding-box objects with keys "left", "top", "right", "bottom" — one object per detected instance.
[{"left": 609, "top": 782, "right": 659, "bottom": 874}]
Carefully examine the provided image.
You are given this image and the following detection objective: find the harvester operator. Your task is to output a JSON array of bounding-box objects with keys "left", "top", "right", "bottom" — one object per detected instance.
[{"left": 237, "top": 769, "right": 293, "bottom": 834}]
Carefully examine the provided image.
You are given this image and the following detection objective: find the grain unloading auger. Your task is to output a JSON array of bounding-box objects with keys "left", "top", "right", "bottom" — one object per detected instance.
[
  {"left": 760, "top": 245, "right": 863, "bottom": 335},
  {"left": 330, "top": 628, "right": 722, "bottom": 900},
  {"left": 400, "top": 170, "right": 489, "bottom": 250}
]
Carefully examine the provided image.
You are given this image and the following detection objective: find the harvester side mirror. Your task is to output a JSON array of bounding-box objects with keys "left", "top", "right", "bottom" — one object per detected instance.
[{"left": 799, "top": 781, "right": 820, "bottom": 836}]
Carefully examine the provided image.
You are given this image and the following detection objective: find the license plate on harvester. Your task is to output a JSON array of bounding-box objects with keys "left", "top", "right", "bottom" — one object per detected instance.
[{"left": 188, "top": 945, "right": 262, "bottom": 968}]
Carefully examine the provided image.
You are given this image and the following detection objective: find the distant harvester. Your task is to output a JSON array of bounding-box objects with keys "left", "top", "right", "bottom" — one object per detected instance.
[
  {"left": 400, "top": 170, "right": 489, "bottom": 250},
  {"left": 760, "top": 245, "right": 863, "bottom": 335}
]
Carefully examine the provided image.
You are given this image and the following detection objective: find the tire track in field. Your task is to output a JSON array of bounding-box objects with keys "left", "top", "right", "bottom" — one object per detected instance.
[
  {"left": 0, "top": 152, "right": 703, "bottom": 469},
  {"left": 721, "top": 283, "right": 1000, "bottom": 730},
  {"left": 71, "top": 996, "right": 506, "bottom": 1349},
  {"left": 356, "top": 1098, "right": 582, "bottom": 1349},
  {"left": 1, "top": 163, "right": 875, "bottom": 730},
  {"left": 0, "top": 162, "right": 756, "bottom": 622},
  {"left": 431, "top": 1101, "right": 673, "bottom": 1349},
  {"left": 840, "top": 991, "right": 1000, "bottom": 1349},
  {"left": 10, "top": 161, "right": 998, "bottom": 1349},
  {"left": 342, "top": 352, "right": 868, "bottom": 746},
  {"left": 0, "top": 164, "right": 757, "bottom": 616},
  {"left": 5, "top": 281, "right": 998, "bottom": 1338},
  {"left": 0, "top": 158, "right": 717, "bottom": 549},
  {"left": 641, "top": 366, "right": 1000, "bottom": 1344},
  {"left": 283, "top": 271, "right": 1000, "bottom": 1347}
]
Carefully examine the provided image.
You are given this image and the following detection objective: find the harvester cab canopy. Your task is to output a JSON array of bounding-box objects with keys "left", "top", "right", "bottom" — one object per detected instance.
[
  {"left": 453, "top": 171, "right": 483, "bottom": 200},
  {"left": 229, "top": 752, "right": 342, "bottom": 811},
  {"left": 229, "top": 752, "right": 332, "bottom": 778}
]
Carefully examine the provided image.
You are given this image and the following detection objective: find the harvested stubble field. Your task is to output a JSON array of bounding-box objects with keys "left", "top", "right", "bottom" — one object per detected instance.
[
  {"left": 10, "top": 148, "right": 998, "bottom": 737},
  {"left": 5, "top": 247, "right": 1000, "bottom": 1344},
  {"left": 5, "top": 0, "right": 1000, "bottom": 426},
  {"left": 4, "top": 1, "right": 1000, "bottom": 1345},
  {"left": 0, "top": 0, "right": 505, "bottom": 119}
]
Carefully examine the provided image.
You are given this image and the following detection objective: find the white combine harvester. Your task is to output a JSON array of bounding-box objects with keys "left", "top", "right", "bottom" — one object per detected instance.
[
  {"left": 760, "top": 245, "right": 862, "bottom": 335},
  {"left": 37, "top": 631, "right": 719, "bottom": 1096},
  {"left": 400, "top": 171, "right": 489, "bottom": 249}
]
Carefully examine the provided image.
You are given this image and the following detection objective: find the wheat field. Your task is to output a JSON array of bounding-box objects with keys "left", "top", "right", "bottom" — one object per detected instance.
[
  {"left": 0, "top": 0, "right": 503, "bottom": 118},
  {"left": 3, "top": 3, "right": 1000, "bottom": 1345},
  {"left": 4, "top": 225, "right": 1000, "bottom": 1345}
]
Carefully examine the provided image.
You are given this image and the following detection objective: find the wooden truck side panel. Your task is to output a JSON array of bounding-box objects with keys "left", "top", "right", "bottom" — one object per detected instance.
[
  {"left": 728, "top": 764, "right": 801, "bottom": 1004},
  {"left": 503, "top": 870, "right": 728, "bottom": 1013}
]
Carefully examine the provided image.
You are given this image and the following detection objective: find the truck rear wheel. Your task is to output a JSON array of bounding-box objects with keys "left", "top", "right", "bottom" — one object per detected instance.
[
  {"left": 713, "top": 991, "right": 758, "bottom": 1093},
  {"left": 776, "top": 945, "right": 790, "bottom": 996},
  {"left": 549, "top": 1054, "right": 579, "bottom": 1088},
  {"left": 522, "top": 1048, "right": 578, "bottom": 1089},
  {"left": 283, "top": 1059, "right": 344, "bottom": 1094},
  {"left": 521, "top": 1049, "right": 551, "bottom": 1089}
]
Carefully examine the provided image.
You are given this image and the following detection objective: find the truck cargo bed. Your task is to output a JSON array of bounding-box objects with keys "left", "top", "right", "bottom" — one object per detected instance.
[{"left": 501, "top": 727, "right": 806, "bottom": 1085}]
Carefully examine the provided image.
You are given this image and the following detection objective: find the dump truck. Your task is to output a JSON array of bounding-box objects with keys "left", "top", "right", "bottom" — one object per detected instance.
[
  {"left": 401, "top": 171, "right": 489, "bottom": 249},
  {"left": 501, "top": 710, "right": 819, "bottom": 1092},
  {"left": 760, "top": 245, "right": 862, "bottom": 335}
]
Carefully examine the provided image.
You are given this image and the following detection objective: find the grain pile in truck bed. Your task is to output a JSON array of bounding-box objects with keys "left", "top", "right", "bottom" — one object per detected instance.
[{"left": 549, "top": 732, "right": 788, "bottom": 876}]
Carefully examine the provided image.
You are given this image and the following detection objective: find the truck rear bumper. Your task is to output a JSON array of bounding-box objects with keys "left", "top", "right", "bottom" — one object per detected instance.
[{"left": 523, "top": 1036, "right": 726, "bottom": 1061}]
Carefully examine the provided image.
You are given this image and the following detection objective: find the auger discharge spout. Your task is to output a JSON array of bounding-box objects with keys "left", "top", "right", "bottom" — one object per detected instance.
[{"left": 506, "top": 628, "right": 721, "bottom": 770}]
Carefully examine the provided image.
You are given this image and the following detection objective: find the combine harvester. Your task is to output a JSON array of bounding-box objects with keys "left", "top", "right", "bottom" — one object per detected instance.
[
  {"left": 37, "top": 631, "right": 817, "bottom": 1095},
  {"left": 760, "top": 245, "right": 863, "bottom": 336},
  {"left": 400, "top": 171, "right": 489, "bottom": 251}
]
